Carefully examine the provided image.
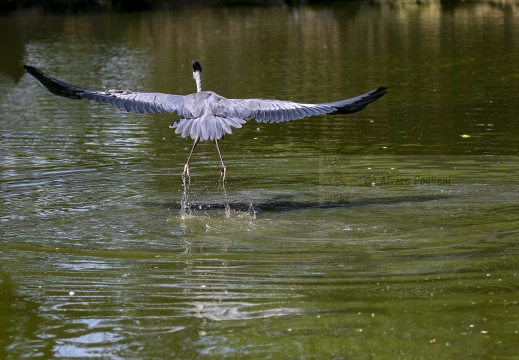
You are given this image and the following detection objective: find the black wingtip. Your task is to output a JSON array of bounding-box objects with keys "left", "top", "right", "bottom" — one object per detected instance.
[
  {"left": 24, "top": 64, "right": 86, "bottom": 99},
  {"left": 23, "top": 64, "right": 41, "bottom": 77},
  {"left": 323, "top": 86, "right": 389, "bottom": 115},
  {"left": 192, "top": 60, "right": 202, "bottom": 73},
  {"left": 377, "top": 86, "right": 389, "bottom": 95}
]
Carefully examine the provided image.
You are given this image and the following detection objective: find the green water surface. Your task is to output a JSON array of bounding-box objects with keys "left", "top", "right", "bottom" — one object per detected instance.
[{"left": 1, "top": 2, "right": 518, "bottom": 359}]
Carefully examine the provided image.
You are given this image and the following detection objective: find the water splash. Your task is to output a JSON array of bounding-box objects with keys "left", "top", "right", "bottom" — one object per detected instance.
[
  {"left": 218, "top": 178, "right": 231, "bottom": 219},
  {"left": 178, "top": 177, "right": 256, "bottom": 221},
  {"left": 179, "top": 175, "right": 192, "bottom": 220},
  {"left": 248, "top": 199, "right": 257, "bottom": 220}
]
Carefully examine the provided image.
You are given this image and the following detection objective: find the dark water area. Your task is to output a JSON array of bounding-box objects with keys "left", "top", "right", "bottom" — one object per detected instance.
[
  {"left": 0, "top": 0, "right": 290, "bottom": 13},
  {"left": 1, "top": 2, "right": 519, "bottom": 359}
]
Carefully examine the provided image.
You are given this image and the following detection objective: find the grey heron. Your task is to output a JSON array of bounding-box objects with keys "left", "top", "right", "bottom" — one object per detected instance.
[{"left": 24, "top": 61, "right": 388, "bottom": 181}]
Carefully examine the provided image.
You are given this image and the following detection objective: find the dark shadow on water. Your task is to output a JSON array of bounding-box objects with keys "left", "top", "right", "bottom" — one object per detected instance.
[{"left": 140, "top": 194, "right": 453, "bottom": 213}]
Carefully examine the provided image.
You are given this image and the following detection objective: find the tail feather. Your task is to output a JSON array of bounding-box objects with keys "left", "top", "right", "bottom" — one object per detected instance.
[{"left": 24, "top": 65, "right": 86, "bottom": 100}]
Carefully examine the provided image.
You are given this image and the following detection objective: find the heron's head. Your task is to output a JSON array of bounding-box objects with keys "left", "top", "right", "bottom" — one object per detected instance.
[
  {"left": 192, "top": 60, "right": 202, "bottom": 74},
  {"left": 192, "top": 60, "right": 202, "bottom": 92}
]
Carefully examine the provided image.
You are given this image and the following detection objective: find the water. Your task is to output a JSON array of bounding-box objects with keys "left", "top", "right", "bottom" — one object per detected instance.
[{"left": 1, "top": 2, "right": 519, "bottom": 359}]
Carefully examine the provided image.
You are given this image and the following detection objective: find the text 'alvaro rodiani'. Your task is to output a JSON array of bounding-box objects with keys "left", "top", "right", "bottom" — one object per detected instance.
[{"left": 365, "top": 175, "right": 452, "bottom": 186}]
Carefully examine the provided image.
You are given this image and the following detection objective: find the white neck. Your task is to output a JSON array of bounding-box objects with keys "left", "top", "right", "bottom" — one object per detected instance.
[{"left": 193, "top": 71, "right": 202, "bottom": 92}]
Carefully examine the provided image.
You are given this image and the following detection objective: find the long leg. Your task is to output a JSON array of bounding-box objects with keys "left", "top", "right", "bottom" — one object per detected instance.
[
  {"left": 215, "top": 138, "right": 226, "bottom": 181},
  {"left": 183, "top": 135, "right": 199, "bottom": 181}
]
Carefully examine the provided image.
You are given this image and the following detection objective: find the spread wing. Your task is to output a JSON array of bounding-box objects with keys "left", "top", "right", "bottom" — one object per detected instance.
[
  {"left": 229, "top": 86, "right": 388, "bottom": 123},
  {"left": 23, "top": 65, "right": 191, "bottom": 117},
  {"left": 25, "top": 64, "right": 388, "bottom": 142}
]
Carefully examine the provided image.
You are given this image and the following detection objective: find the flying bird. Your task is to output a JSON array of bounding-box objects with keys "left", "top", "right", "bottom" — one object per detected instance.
[{"left": 24, "top": 61, "right": 387, "bottom": 180}]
